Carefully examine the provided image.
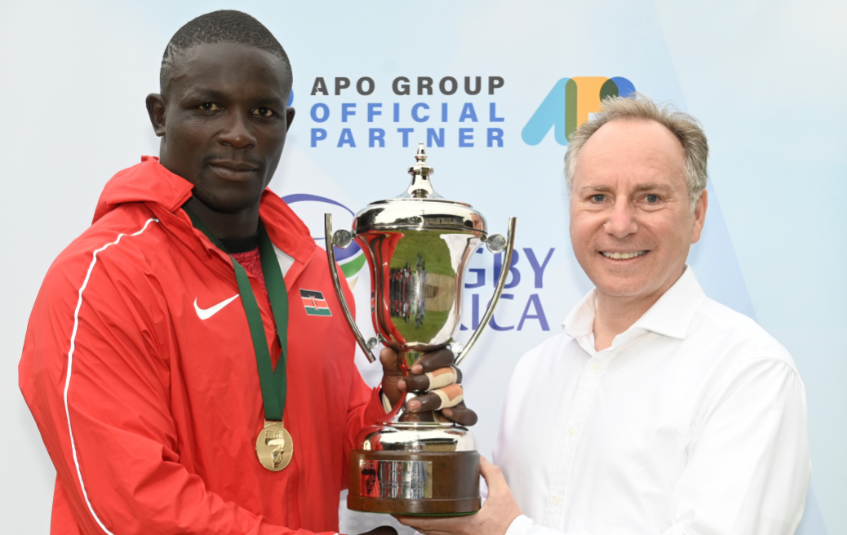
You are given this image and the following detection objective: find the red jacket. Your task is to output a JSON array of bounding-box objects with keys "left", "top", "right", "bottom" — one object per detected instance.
[{"left": 20, "top": 157, "right": 388, "bottom": 535}]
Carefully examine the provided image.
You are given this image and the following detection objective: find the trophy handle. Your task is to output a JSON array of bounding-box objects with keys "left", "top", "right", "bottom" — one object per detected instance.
[
  {"left": 455, "top": 217, "right": 517, "bottom": 366},
  {"left": 324, "top": 214, "right": 378, "bottom": 363}
]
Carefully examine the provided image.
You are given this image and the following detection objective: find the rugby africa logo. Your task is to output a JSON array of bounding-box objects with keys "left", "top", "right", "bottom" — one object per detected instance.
[{"left": 521, "top": 77, "right": 635, "bottom": 145}]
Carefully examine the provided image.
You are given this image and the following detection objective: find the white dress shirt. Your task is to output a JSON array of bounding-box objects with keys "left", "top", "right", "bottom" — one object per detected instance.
[{"left": 494, "top": 268, "right": 810, "bottom": 535}]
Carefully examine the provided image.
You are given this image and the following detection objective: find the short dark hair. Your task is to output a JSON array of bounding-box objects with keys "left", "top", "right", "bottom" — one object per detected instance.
[{"left": 160, "top": 10, "right": 292, "bottom": 93}]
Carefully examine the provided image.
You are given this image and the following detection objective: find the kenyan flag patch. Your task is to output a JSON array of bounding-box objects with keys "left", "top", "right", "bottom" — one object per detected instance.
[{"left": 300, "top": 289, "right": 332, "bottom": 317}]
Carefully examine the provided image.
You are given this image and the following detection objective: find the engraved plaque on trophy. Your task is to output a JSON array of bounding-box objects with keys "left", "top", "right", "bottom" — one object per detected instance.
[{"left": 325, "top": 143, "right": 516, "bottom": 515}]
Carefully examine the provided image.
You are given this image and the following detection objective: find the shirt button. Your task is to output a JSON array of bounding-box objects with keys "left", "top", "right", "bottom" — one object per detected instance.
[
  {"left": 592, "top": 363, "right": 603, "bottom": 373},
  {"left": 567, "top": 425, "right": 578, "bottom": 436},
  {"left": 552, "top": 495, "right": 560, "bottom": 505}
]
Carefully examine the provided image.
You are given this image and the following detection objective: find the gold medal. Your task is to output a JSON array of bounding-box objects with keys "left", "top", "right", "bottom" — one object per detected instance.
[{"left": 255, "top": 421, "right": 293, "bottom": 471}]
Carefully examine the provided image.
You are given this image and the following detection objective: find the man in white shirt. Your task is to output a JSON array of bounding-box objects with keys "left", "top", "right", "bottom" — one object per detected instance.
[{"left": 398, "top": 95, "right": 811, "bottom": 535}]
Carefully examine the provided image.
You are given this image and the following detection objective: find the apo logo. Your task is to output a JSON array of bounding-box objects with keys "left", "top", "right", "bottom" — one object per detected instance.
[
  {"left": 303, "top": 75, "right": 507, "bottom": 148},
  {"left": 522, "top": 77, "right": 635, "bottom": 146},
  {"left": 281, "top": 194, "right": 367, "bottom": 286}
]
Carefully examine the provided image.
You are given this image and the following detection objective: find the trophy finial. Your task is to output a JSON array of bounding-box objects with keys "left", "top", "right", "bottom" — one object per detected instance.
[
  {"left": 406, "top": 142, "right": 440, "bottom": 199},
  {"left": 415, "top": 143, "right": 427, "bottom": 162}
]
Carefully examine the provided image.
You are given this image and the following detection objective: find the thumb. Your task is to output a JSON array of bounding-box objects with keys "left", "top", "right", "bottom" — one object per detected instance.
[
  {"left": 379, "top": 347, "right": 402, "bottom": 374},
  {"left": 479, "top": 456, "right": 506, "bottom": 492}
]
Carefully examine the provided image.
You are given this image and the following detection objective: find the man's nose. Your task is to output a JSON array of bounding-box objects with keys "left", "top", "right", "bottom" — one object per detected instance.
[
  {"left": 218, "top": 113, "right": 257, "bottom": 149},
  {"left": 604, "top": 198, "right": 638, "bottom": 238}
]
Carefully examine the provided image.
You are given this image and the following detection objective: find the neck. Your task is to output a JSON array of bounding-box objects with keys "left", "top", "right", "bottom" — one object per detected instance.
[
  {"left": 184, "top": 196, "right": 260, "bottom": 240},
  {"left": 592, "top": 294, "right": 655, "bottom": 351},
  {"left": 592, "top": 267, "right": 685, "bottom": 351}
]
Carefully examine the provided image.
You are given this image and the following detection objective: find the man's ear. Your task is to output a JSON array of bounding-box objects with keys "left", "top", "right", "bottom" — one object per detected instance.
[
  {"left": 691, "top": 189, "right": 709, "bottom": 244},
  {"left": 285, "top": 107, "right": 296, "bottom": 133},
  {"left": 146, "top": 93, "right": 167, "bottom": 137}
]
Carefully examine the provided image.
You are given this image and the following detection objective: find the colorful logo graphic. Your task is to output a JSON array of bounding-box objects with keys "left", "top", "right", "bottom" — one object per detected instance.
[
  {"left": 521, "top": 77, "right": 635, "bottom": 146},
  {"left": 281, "top": 194, "right": 367, "bottom": 285},
  {"left": 300, "top": 289, "right": 332, "bottom": 316}
]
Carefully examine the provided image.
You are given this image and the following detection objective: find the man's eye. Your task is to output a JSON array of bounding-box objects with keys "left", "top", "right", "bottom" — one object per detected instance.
[
  {"left": 645, "top": 194, "right": 659, "bottom": 203},
  {"left": 199, "top": 103, "right": 221, "bottom": 111},
  {"left": 254, "top": 107, "right": 274, "bottom": 117},
  {"left": 590, "top": 194, "right": 606, "bottom": 203}
]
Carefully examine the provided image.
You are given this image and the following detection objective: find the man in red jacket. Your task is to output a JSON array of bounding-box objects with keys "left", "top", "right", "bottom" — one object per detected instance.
[{"left": 19, "top": 10, "right": 472, "bottom": 535}]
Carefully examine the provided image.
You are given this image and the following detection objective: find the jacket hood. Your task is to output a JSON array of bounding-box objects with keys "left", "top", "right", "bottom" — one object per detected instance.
[
  {"left": 93, "top": 156, "right": 193, "bottom": 223},
  {"left": 93, "top": 156, "right": 316, "bottom": 264}
]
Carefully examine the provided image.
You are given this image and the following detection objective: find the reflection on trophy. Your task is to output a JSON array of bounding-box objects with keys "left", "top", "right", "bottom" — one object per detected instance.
[{"left": 325, "top": 143, "right": 516, "bottom": 515}]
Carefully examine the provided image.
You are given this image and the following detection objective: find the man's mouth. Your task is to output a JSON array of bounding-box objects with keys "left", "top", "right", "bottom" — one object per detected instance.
[
  {"left": 208, "top": 160, "right": 260, "bottom": 181},
  {"left": 600, "top": 251, "right": 648, "bottom": 260}
]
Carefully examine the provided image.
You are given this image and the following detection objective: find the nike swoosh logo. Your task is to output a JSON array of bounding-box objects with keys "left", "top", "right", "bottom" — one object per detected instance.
[{"left": 194, "top": 295, "right": 240, "bottom": 320}]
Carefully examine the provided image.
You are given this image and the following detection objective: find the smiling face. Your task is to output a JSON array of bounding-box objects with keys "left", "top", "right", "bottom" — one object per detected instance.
[
  {"left": 150, "top": 42, "right": 295, "bottom": 213},
  {"left": 569, "top": 119, "right": 707, "bottom": 308}
]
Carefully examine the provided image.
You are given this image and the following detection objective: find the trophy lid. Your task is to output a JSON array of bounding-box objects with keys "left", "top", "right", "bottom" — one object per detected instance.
[{"left": 353, "top": 143, "right": 487, "bottom": 235}]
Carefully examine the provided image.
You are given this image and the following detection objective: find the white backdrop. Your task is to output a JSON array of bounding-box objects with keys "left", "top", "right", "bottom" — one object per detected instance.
[{"left": 1, "top": 1, "right": 844, "bottom": 534}]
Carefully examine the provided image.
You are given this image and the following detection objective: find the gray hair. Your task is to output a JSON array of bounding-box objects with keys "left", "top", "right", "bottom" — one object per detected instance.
[{"left": 564, "top": 94, "right": 709, "bottom": 212}]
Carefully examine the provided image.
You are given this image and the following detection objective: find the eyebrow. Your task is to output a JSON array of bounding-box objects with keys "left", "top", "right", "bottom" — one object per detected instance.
[
  {"left": 253, "top": 96, "right": 285, "bottom": 107},
  {"left": 181, "top": 88, "right": 229, "bottom": 102},
  {"left": 181, "top": 89, "right": 284, "bottom": 107},
  {"left": 578, "top": 185, "right": 613, "bottom": 193},
  {"left": 633, "top": 183, "right": 672, "bottom": 192},
  {"left": 576, "top": 183, "right": 674, "bottom": 195}
]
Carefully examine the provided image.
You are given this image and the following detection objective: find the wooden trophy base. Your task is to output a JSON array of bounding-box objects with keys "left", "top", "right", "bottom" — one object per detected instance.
[{"left": 348, "top": 450, "right": 481, "bottom": 516}]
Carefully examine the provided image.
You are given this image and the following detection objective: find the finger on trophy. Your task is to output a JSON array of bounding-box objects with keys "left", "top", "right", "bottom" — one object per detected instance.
[
  {"left": 410, "top": 347, "right": 454, "bottom": 374},
  {"left": 407, "top": 384, "right": 464, "bottom": 412},
  {"left": 434, "top": 383, "right": 464, "bottom": 409},
  {"left": 441, "top": 401, "right": 479, "bottom": 427},
  {"left": 406, "top": 366, "right": 460, "bottom": 391}
]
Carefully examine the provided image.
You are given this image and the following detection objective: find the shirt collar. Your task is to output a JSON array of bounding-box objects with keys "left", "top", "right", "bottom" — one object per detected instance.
[
  {"left": 632, "top": 267, "right": 706, "bottom": 339},
  {"left": 563, "top": 266, "right": 706, "bottom": 346},
  {"left": 562, "top": 290, "right": 597, "bottom": 340}
]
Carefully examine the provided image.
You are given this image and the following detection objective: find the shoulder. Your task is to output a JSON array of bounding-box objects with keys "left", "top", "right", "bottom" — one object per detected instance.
[
  {"left": 692, "top": 298, "right": 797, "bottom": 369},
  {"left": 41, "top": 204, "right": 167, "bottom": 300},
  {"left": 685, "top": 301, "right": 808, "bottom": 443},
  {"left": 26, "top": 204, "right": 171, "bottom": 361}
]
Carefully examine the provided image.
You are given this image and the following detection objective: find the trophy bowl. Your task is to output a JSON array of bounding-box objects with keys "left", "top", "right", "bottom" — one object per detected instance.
[{"left": 325, "top": 143, "right": 516, "bottom": 515}]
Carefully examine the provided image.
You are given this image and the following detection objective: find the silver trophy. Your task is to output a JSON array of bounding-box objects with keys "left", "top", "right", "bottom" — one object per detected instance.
[{"left": 325, "top": 143, "right": 516, "bottom": 515}]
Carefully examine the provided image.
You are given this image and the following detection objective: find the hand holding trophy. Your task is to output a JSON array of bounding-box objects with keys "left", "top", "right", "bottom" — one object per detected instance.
[
  {"left": 378, "top": 345, "right": 477, "bottom": 426},
  {"left": 325, "top": 144, "right": 516, "bottom": 515}
]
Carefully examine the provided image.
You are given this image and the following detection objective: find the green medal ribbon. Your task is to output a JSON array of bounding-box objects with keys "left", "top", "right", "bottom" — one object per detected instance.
[{"left": 185, "top": 209, "right": 289, "bottom": 422}]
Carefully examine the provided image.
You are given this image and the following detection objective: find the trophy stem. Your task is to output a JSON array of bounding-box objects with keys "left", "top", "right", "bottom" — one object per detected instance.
[
  {"left": 397, "top": 407, "right": 439, "bottom": 424},
  {"left": 393, "top": 348, "right": 440, "bottom": 424}
]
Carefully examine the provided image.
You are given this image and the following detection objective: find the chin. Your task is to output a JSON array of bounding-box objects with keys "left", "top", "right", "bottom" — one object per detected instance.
[
  {"left": 193, "top": 186, "right": 264, "bottom": 214},
  {"left": 592, "top": 274, "right": 652, "bottom": 299},
  {"left": 597, "top": 286, "right": 651, "bottom": 300}
]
